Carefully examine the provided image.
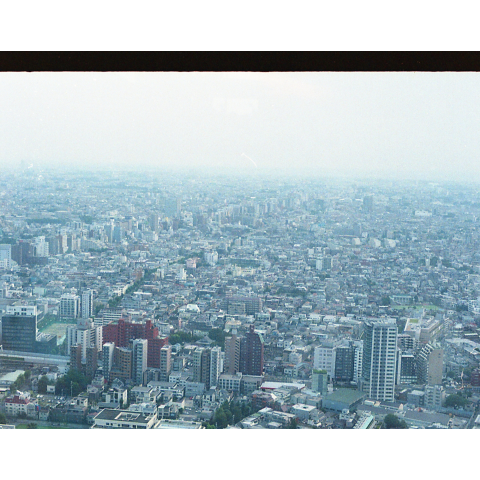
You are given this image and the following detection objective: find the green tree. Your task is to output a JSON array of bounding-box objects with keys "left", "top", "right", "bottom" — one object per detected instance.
[
  {"left": 0, "top": 412, "right": 7, "bottom": 424},
  {"left": 55, "top": 368, "right": 88, "bottom": 397},
  {"left": 169, "top": 331, "right": 201, "bottom": 345},
  {"left": 38, "top": 375, "right": 49, "bottom": 394},
  {"left": 444, "top": 394, "right": 468, "bottom": 408},
  {"left": 208, "top": 328, "right": 227, "bottom": 349},
  {"left": 380, "top": 296, "right": 391, "bottom": 306},
  {"left": 26, "top": 422, "right": 38, "bottom": 429},
  {"left": 215, "top": 411, "right": 227, "bottom": 429},
  {"left": 383, "top": 414, "right": 408, "bottom": 429}
]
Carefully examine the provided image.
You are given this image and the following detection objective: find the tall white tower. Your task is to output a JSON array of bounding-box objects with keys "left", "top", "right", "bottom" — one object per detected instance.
[
  {"left": 81, "top": 290, "right": 94, "bottom": 319},
  {"left": 132, "top": 338, "right": 148, "bottom": 386},
  {"left": 361, "top": 318, "right": 398, "bottom": 401}
]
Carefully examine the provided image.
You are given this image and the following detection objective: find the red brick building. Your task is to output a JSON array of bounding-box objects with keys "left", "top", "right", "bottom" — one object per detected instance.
[{"left": 102, "top": 319, "right": 168, "bottom": 368}]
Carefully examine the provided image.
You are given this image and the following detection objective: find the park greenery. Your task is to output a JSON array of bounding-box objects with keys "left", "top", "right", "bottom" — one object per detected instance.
[
  {"left": 383, "top": 414, "right": 408, "bottom": 429},
  {"left": 203, "top": 400, "right": 259, "bottom": 429}
]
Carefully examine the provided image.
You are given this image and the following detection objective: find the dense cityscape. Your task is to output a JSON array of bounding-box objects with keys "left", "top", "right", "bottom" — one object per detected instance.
[{"left": 1, "top": 166, "right": 480, "bottom": 429}]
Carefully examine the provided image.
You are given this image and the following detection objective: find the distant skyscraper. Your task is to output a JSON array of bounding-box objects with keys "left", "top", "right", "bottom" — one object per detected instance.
[
  {"left": 149, "top": 213, "right": 159, "bottom": 232},
  {"left": 363, "top": 195, "right": 374, "bottom": 213},
  {"left": 113, "top": 225, "right": 123, "bottom": 243},
  {"left": 164, "top": 197, "right": 181, "bottom": 218},
  {"left": 361, "top": 318, "right": 398, "bottom": 401},
  {"left": 33, "top": 236, "right": 49, "bottom": 257}
]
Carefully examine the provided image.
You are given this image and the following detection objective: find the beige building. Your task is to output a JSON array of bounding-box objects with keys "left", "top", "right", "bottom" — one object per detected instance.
[{"left": 417, "top": 343, "right": 444, "bottom": 385}]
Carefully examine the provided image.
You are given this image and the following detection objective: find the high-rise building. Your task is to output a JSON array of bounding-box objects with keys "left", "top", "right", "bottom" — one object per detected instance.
[
  {"left": 396, "top": 351, "right": 417, "bottom": 385},
  {"left": 224, "top": 296, "right": 263, "bottom": 316},
  {"left": 313, "top": 344, "right": 337, "bottom": 379},
  {"left": 102, "top": 318, "right": 168, "bottom": 369},
  {"left": 132, "top": 338, "right": 148, "bottom": 385},
  {"left": 81, "top": 290, "right": 94, "bottom": 319},
  {"left": 102, "top": 343, "right": 115, "bottom": 381},
  {"left": 239, "top": 325, "right": 264, "bottom": 376},
  {"left": 416, "top": 343, "right": 444, "bottom": 385},
  {"left": 204, "top": 250, "right": 218, "bottom": 266},
  {"left": 334, "top": 345, "right": 354, "bottom": 382},
  {"left": 361, "top": 318, "right": 398, "bottom": 402},
  {"left": 352, "top": 340, "right": 363, "bottom": 384},
  {"left": 193, "top": 347, "right": 211, "bottom": 389},
  {"left": 111, "top": 347, "right": 133, "bottom": 383},
  {"left": 70, "top": 344, "right": 82, "bottom": 371},
  {"left": 33, "top": 236, "right": 49, "bottom": 257},
  {"left": 59, "top": 293, "right": 80, "bottom": 320},
  {"left": 192, "top": 346, "right": 223, "bottom": 390},
  {"left": 85, "top": 346, "right": 98, "bottom": 378},
  {"left": 149, "top": 213, "right": 159, "bottom": 232},
  {"left": 1, "top": 305, "right": 38, "bottom": 352},
  {"left": 363, "top": 195, "right": 374, "bottom": 213},
  {"left": 209, "top": 347, "right": 222, "bottom": 388},
  {"left": 11, "top": 241, "right": 32, "bottom": 266},
  {"left": 224, "top": 333, "right": 241, "bottom": 374},
  {"left": 164, "top": 197, "right": 181, "bottom": 218},
  {"left": 159, "top": 345, "right": 172, "bottom": 381},
  {"left": 66, "top": 317, "right": 103, "bottom": 365},
  {"left": 0, "top": 244, "right": 12, "bottom": 269},
  {"left": 311, "top": 369, "right": 328, "bottom": 394},
  {"left": 424, "top": 384, "right": 445, "bottom": 410},
  {"left": 113, "top": 225, "right": 123, "bottom": 243}
]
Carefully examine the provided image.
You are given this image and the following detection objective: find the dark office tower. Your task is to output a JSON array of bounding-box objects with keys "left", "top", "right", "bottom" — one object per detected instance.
[
  {"left": 193, "top": 347, "right": 212, "bottom": 389},
  {"left": 396, "top": 351, "right": 417, "bottom": 385},
  {"left": 1, "top": 306, "right": 38, "bottom": 352},
  {"left": 225, "top": 333, "right": 241, "bottom": 374},
  {"left": 11, "top": 241, "right": 32, "bottom": 266},
  {"left": 334, "top": 345, "right": 354, "bottom": 382},
  {"left": 46, "top": 236, "right": 60, "bottom": 255},
  {"left": 70, "top": 344, "right": 83, "bottom": 371},
  {"left": 239, "top": 325, "right": 264, "bottom": 376},
  {"left": 363, "top": 195, "right": 374, "bottom": 213},
  {"left": 85, "top": 346, "right": 98, "bottom": 378}
]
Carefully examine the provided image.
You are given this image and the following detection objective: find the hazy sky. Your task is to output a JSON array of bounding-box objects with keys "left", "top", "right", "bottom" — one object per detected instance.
[{"left": 1, "top": 72, "right": 480, "bottom": 181}]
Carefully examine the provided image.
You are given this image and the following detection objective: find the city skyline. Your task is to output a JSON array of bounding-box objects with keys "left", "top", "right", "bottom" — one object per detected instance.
[{"left": 2, "top": 72, "right": 480, "bottom": 182}]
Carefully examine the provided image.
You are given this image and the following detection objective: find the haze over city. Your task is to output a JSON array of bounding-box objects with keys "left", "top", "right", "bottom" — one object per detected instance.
[{"left": 2, "top": 72, "right": 480, "bottom": 181}]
